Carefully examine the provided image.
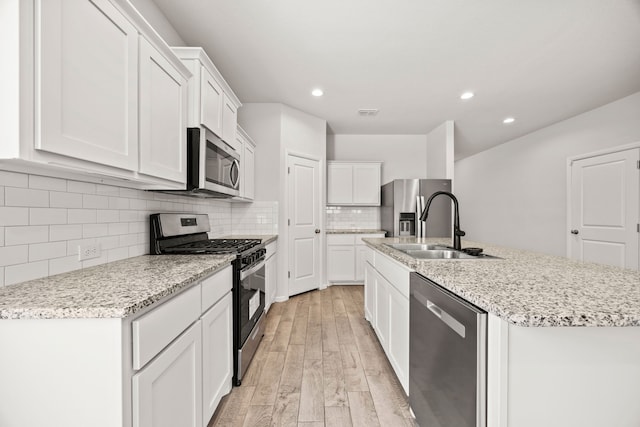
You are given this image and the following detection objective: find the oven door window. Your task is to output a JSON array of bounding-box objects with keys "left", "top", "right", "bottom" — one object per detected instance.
[
  {"left": 205, "top": 141, "right": 239, "bottom": 189},
  {"left": 239, "top": 264, "right": 265, "bottom": 345}
]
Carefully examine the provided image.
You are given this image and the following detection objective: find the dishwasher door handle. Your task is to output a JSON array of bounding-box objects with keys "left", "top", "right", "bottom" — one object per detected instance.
[{"left": 414, "top": 291, "right": 466, "bottom": 338}]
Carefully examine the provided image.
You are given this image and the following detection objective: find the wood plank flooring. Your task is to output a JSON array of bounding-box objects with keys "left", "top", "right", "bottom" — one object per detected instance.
[{"left": 208, "top": 285, "right": 416, "bottom": 427}]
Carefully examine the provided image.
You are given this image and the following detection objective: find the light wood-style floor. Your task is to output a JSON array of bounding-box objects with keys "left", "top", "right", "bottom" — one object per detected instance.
[{"left": 208, "top": 285, "right": 416, "bottom": 427}]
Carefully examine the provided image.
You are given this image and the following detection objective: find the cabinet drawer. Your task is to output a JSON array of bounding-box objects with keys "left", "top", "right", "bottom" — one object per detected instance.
[
  {"left": 327, "top": 234, "right": 355, "bottom": 245},
  {"left": 201, "top": 265, "right": 232, "bottom": 313},
  {"left": 132, "top": 284, "right": 201, "bottom": 370},
  {"left": 375, "top": 252, "right": 411, "bottom": 298},
  {"left": 265, "top": 240, "right": 277, "bottom": 260}
]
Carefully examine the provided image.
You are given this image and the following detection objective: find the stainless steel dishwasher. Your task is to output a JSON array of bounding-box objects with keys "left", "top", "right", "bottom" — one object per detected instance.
[{"left": 409, "top": 272, "right": 487, "bottom": 427}]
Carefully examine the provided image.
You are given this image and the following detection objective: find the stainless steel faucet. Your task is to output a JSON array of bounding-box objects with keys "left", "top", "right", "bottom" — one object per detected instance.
[{"left": 419, "top": 191, "right": 466, "bottom": 250}]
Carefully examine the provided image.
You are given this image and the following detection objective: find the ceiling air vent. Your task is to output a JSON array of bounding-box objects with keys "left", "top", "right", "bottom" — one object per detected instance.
[{"left": 358, "top": 109, "right": 379, "bottom": 116}]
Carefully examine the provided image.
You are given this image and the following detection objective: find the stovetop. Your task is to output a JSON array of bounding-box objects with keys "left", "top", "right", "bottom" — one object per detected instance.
[{"left": 163, "top": 238, "right": 262, "bottom": 254}]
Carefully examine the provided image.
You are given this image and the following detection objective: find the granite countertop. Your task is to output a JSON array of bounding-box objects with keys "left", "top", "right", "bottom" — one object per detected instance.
[
  {"left": 327, "top": 229, "right": 386, "bottom": 235},
  {"left": 364, "top": 237, "right": 640, "bottom": 327},
  {"left": 221, "top": 234, "right": 278, "bottom": 245},
  {"left": 0, "top": 254, "right": 235, "bottom": 320}
]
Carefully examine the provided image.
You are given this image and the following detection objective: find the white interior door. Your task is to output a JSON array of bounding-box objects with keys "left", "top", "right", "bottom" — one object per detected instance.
[
  {"left": 288, "top": 155, "right": 321, "bottom": 296},
  {"left": 570, "top": 148, "right": 639, "bottom": 270}
]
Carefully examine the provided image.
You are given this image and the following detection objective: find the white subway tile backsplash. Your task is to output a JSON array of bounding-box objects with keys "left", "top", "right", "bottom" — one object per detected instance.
[
  {"left": 50, "top": 224, "right": 83, "bottom": 242},
  {"left": 326, "top": 206, "right": 381, "bottom": 230},
  {"left": 5, "top": 226, "right": 49, "bottom": 246},
  {"left": 49, "top": 255, "right": 82, "bottom": 276},
  {"left": 109, "top": 197, "right": 130, "bottom": 210},
  {"left": 50, "top": 191, "right": 83, "bottom": 208},
  {"left": 67, "top": 180, "right": 96, "bottom": 194},
  {"left": 83, "top": 194, "right": 109, "bottom": 209},
  {"left": 29, "top": 241, "right": 67, "bottom": 262},
  {"left": 29, "top": 175, "right": 66, "bottom": 191},
  {"left": 0, "top": 171, "right": 28, "bottom": 188},
  {"left": 0, "top": 170, "right": 237, "bottom": 286},
  {"left": 30, "top": 208, "right": 67, "bottom": 225},
  {"left": 108, "top": 223, "right": 129, "bottom": 236},
  {"left": 4, "top": 187, "right": 49, "bottom": 207},
  {"left": 5, "top": 261, "right": 48, "bottom": 286},
  {"left": 0, "top": 245, "right": 28, "bottom": 266},
  {"left": 83, "top": 223, "right": 109, "bottom": 238},
  {"left": 97, "top": 209, "right": 120, "bottom": 223},
  {"left": 68, "top": 209, "right": 97, "bottom": 224}
]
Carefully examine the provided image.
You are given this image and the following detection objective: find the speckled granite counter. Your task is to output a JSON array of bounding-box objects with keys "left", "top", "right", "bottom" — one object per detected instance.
[
  {"left": 363, "top": 237, "right": 640, "bottom": 327},
  {"left": 0, "top": 254, "right": 234, "bottom": 320},
  {"left": 327, "top": 229, "right": 386, "bottom": 234}
]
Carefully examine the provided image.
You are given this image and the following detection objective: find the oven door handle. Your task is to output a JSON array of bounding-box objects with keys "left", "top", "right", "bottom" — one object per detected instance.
[{"left": 240, "top": 259, "right": 265, "bottom": 281}]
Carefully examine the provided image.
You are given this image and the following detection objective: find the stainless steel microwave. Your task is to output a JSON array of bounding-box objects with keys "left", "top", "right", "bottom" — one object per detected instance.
[{"left": 184, "top": 127, "right": 240, "bottom": 198}]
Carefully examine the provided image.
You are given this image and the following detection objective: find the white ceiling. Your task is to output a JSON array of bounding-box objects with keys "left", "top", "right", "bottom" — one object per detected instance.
[{"left": 152, "top": 0, "right": 640, "bottom": 160}]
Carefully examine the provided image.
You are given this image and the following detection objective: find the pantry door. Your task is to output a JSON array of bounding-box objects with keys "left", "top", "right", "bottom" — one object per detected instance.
[
  {"left": 569, "top": 147, "right": 639, "bottom": 270},
  {"left": 287, "top": 154, "right": 321, "bottom": 296}
]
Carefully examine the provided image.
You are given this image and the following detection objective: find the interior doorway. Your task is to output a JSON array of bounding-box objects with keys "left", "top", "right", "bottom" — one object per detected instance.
[{"left": 568, "top": 146, "right": 639, "bottom": 270}]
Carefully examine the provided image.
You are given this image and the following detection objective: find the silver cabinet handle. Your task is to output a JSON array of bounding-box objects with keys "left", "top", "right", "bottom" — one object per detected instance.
[{"left": 570, "top": 229, "right": 579, "bottom": 235}]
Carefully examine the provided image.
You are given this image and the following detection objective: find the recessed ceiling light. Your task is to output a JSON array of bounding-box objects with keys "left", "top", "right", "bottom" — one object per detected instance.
[
  {"left": 460, "top": 91, "right": 474, "bottom": 100},
  {"left": 311, "top": 89, "right": 324, "bottom": 97},
  {"left": 503, "top": 117, "right": 515, "bottom": 124}
]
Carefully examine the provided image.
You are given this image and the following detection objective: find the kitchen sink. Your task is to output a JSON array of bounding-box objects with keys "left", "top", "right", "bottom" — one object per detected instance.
[{"left": 384, "top": 243, "right": 501, "bottom": 260}]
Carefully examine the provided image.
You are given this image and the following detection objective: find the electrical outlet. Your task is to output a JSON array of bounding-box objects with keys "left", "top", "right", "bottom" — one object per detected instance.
[{"left": 78, "top": 243, "right": 101, "bottom": 261}]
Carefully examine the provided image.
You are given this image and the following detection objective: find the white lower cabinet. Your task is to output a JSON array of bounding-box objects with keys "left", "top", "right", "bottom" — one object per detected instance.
[
  {"left": 133, "top": 321, "right": 203, "bottom": 427},
  {"left": 265, "top": 240, "right": 278, "bottom": 311},
  {"left": 327, "top": 233, "right": 385, "bottom": 283},
  {"left": 202, "top": 292, "right": 233, "bottom": 422},
  {"left": 364, "top": 248, "right": 411, "bottom": 394}
]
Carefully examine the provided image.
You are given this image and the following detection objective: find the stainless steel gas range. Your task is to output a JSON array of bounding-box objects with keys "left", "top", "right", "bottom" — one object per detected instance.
[{"left": 150, "top": 213, "right": 266, "bottom": 386}]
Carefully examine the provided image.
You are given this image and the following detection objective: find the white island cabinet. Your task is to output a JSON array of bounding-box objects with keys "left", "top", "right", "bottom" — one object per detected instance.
[
  {"left": 0, "top": 264, "right": 233, "bottom": 427},
  {"left": 0, "top": 0, "right": 191, "bottom": 190}
]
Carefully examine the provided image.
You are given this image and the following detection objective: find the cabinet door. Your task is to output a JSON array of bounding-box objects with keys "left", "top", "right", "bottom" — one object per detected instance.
[
  {"left": 201, "top": 68, "right": 223, "bottom": 136},
  {"left": 327, "top": 163, "right": 353, "bottom": 205},
  {"left": 221, "top": 94, "right": 238, "bottom": 145},
  {"left": 202, "top": 292, "right": 232, "bottom": 424},
  {"left": 353, "top": 163, "right": 381, "bottom": 205},
  {"left": 327, "top": 245, "right": 355, "bottom": 281},
  {"left": 265, "top": 254, "right": 277, "bottom": 311},
  {"left": 243, "top": 143, "right": 255, "bottom": 200},
  {"left": 38, "top": 0, "right": 138, "bottom": 170},
  {"left": 374, "top": 271, "right": 389, "bottom": 351},
  {"left": 355, "top": 245, "right": 368, "bottom": 282},
  {"left": 387, "top": 284, "right": 409, "bottom": 394},
  {"left": 364, "top": 262, "right": 375, "bottom": 322},
  {"left": 133, "top": 322, "right": 203, "bottom": 427},
  {"left": 139, "top": 38, "right": 187, "bottom": 184}
]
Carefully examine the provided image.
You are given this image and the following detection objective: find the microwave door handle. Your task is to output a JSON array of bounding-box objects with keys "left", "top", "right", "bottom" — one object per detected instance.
[{"left": 230, "top": 159, "right": 240, "bottom": 189}]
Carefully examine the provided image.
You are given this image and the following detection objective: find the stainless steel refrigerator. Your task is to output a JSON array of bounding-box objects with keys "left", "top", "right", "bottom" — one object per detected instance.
[{"left": 381, "top": 179, "right": 452, "bottom": 237}]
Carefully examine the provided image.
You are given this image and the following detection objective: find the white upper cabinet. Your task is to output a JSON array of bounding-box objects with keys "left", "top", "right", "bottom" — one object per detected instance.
[
  {"left": 139, "top": 37, "right": 188, "bottom": 184},
  {"left": 38, "top": 0, "right": 139, "bottom": 171},
  {"left": 1, "top": 0, "right": 192, "bottom": 189},
  {"left": 172, "top": 47, "right": 242, "bottom": 148},
  {"left": 327, "top": 161, "right": 382, "bottom": 206},
  {"left": 201, "top": 69, "right": 224, "bottom": 137},
  {"left": 233, "top": 126, "right": 256, "bottom": 201}
]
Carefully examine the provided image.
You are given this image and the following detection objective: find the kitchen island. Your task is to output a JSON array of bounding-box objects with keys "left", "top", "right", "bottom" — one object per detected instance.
[{"left": 363, "top": 237, "right": 640, "bottom": 427}]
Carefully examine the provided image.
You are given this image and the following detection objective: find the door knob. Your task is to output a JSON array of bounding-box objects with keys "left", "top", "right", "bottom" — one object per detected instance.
[
  {"left": 315, "top": 229, "right": 321, "bottom": 234},
  {"left": 570, "top": 229, "right": 579, "bottom": 235}
]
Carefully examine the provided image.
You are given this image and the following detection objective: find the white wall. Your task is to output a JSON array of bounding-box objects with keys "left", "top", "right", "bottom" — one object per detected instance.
[
  {"left": 455, "top": 91, "right": 640, "bottom": 256},
  {"left": 426, "top": 121, "right": 455, "bottom": 180},
  {"left": 128, "top": 0, "right": 186, "bottom": 46},
  {"left": 327, "top": 134, "right": 427, "bottom": 184},
  {"left": 240, "top": 103, "right": 327, "bottom": 300}
]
